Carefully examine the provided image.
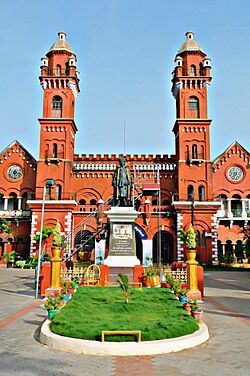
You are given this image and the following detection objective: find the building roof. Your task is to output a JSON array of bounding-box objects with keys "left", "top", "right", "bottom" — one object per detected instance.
[
  {"left": 212, "top": 141, "right": 250, "bottom": 164},
  {"left": 178, "top": 31, "right": 204, "bottom": 54},
  {"left": 0, "top": 140, "right": 37, "bottom": 163},
  {"left": 48, "top": 31, "right": 74, "bottom": 54}
]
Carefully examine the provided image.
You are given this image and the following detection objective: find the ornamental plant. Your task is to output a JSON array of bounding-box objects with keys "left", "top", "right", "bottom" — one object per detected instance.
[
  {"left": 44, "top": 296, "right": 61, "bottom": 311},
  {"left": 52, "top": 220, "right": 62, "bottom": 247},
  {"left": 117, "top": 273, "right": 134, "bottom": 304},
  {"left": 178, "top": 224, "right": 197, "bottom": 249},
  {"left": 190, "top": 300, "right": 201, "bottom": 312}
]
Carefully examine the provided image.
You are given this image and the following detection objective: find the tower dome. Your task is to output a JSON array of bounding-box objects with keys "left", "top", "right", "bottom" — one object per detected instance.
[
  {"left": 48, "top": 31, "right": 74, "bottom": 54},
  {"left": 178, "top": 31, "right": 204, "bottom": 54}
]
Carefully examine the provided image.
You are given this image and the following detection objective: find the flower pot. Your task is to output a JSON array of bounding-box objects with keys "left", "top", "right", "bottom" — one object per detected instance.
[
  {"left": 183, "top": 303, "right": 191, "bottom": 315},
  {"left": 7, "top": 261, "right": 13, "bottom": 268},
  {"left": 192, "top": 310, "right": 203, "bottom": 323},
  {"left": 48, "top": 309, "right": 60, "bottom": 320},
  {"left": 69, "top": 287, "right": 76, "bottom": 295},
  {"left": 52, "top": 247, "right": 61, "bottom": 258},
  {"left": 179, "top": 295, "right": 188, "bottom": 304},
  {"left": 186, "top": 249, "right": 197, "bottom": 261},
  {"left": 145, "top": 275, "right": 161, "bottom": 288},
  {"left": 63, "top": 293, "right": 71, "bottom": 302}
]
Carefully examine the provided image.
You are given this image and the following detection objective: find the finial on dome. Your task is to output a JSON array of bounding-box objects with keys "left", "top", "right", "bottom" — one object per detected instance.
[{"left": 185, "top": 30, "right": 194, "bottom": 40}]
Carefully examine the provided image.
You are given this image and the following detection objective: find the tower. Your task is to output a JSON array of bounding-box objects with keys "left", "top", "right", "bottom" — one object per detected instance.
[
  {"left": 172, "top": 31, "right": 221, "bottom": 263},
  {"left": 28, "top": 32, "right": 80, "bottom": 256},
  {"left": 36, "top": 31, "right": 80, "bottom": 199},
  {"left": 172, "top": 31, "right": 213, "bottom": 202}
]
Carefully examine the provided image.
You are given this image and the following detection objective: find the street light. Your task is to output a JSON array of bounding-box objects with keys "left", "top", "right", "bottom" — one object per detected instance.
[{"left": 35, "top": 178, "right": 55, "bottom": 299}]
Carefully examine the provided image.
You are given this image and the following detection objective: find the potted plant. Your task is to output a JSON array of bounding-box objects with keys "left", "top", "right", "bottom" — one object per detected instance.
[
  {"left": 3, "top": 251, "right": 16, "bottom": 268},
  {"left": 178, "top": 286, "right": 188, "bottom": 303},
  {"left": 183, "top": 299, "right": 192, "bottom": 315},
  {"left": 190, "top": 300, "right": 203, "bottom": 323},
  {"left": 178, "top": 224, "right": 197, "bottom": 260},
  {"left": 44, "top": 296, "right": 62, "bottom": 320},
  {"left": 144, "top": 265, "right": 161, "bottom": 287},
  {"left": 52, "top": 220, "right": 62, "bottom": 257}
]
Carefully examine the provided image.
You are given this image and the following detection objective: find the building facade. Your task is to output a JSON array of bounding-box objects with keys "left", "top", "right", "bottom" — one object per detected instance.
[{"left": 0, "top": 31, "right": 249, "bottom": 264}]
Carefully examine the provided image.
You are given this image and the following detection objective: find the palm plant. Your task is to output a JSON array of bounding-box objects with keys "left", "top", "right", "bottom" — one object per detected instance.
[{"left": 117, "top": 273, "right": 133, "bottom": 304}]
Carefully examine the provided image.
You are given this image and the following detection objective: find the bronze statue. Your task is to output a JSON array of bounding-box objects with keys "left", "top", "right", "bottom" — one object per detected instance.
[{"left": 112, "top": 156, "right": 132, "bottom": 207}]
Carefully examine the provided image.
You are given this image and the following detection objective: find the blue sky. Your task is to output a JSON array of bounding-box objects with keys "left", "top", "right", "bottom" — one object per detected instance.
[{"left": 0, "top": 0, "right": 249, "bottom": 160}]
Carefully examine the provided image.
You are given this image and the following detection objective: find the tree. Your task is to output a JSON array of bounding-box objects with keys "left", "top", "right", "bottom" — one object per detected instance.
[
  {"left": 33, "top": 226, "right": 54, "bottom": 243},
  {"left": 0, "top": 218, "right": 12, "bottom": 234}
]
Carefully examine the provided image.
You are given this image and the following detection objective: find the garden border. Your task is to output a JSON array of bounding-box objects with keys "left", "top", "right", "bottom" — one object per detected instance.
[{"left": 39, "top": 320, "right": 209, "bottom": 356}]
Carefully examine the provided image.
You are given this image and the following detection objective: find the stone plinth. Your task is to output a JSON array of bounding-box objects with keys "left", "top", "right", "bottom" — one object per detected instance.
[{"left": 104, "top": 207, "right": 141, "bottom": 267}]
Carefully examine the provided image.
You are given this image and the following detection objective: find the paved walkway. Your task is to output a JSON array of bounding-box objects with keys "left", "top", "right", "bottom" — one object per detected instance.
[{"left": 0, "top": 266, "right": 249, "bottom": 376}]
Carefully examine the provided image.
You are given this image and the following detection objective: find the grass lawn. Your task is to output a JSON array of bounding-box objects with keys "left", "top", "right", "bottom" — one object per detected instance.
[{"left": 50, "top": 287, "right": 199, "bottom": 342}]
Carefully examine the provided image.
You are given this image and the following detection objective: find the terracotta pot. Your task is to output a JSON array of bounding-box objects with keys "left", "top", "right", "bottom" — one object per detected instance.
[
  {"left": 48, "top": 309, "right": 60, "bottom": 320},
  {"left": 183, "top": 303, "right": 191, "bottom": 315},
  {"left": 69, "top": 287, "right": 76, "bottom": 295},
  {"left": 186, "top": 249, "right": 197, "bottom": 261},
  {"left": 192, "top": 310, "right": 203, "bottom": 323},
  {"left": 145, "top": 275, "right": 161, "bottom": 288}
]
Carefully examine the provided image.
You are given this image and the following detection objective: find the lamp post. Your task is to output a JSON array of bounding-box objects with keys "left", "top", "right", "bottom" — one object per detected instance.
[{"left": 35, "top": 178, "right": 55, "bottom": 299}]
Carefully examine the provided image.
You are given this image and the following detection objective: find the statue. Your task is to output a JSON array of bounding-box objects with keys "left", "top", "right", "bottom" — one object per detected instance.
[{"left": 112, "top": 156, "right": 132, "bottom": 207}]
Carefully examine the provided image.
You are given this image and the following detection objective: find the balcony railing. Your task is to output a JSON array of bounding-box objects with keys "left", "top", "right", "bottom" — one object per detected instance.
[
  {"left": 27, "top": 192, "right": 77, "bottom": 201},
  {"left": 185, "top": 152, "right": 205, "bottom": 161},
  {"left": 0, "top": 210, "right": 31, "bottom": 218},
  {"left": 43, "top": 68, "right": 71, "bottom": 77},
  {"left": 45, "top": 151, "right": 64, "bottom": 159}
]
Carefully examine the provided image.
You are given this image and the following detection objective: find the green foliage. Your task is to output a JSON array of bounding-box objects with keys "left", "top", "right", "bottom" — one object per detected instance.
[
  {"left": 15, "top": 260, "right": 26, "bottom": 268},
  {"left": 117, "top": 273, "right": 134, "bottom": 303},
  {"left": 0, "top": 218, "right": 12, "bottom": 234},
  {"left": 52, "top": 220, "right": 62, "bottom": 247},
  {"left": 144, "top": 264, "right": 160, "bottom": 276},
  {"left": 33, "top": 226, "right": 53, "bottom": 243},
  {"left": 190, "top": 300, "right": 201, "bottom": 312},
  {"left": 44, "top": 296, "right": 61, "bottom": 311},
  {"left": 218, "top": 253, "right": 235, "bottom": 264},
  {"left": 178, "top": 224, "right": 197, "bottom": 249},
  {"left": 50, "top": 287, "right": 199, "bottom": 342},
  {"left": 3, "top": 251, "right": 16, "bottom": 262}
]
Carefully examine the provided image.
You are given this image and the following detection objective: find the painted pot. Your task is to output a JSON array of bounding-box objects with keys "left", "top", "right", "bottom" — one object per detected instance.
[
  {"left": 183, "top": 303, "right": 191, "bottom": 315},
  {"left": 179, "top": 295, "right": 188, "bottom": 304},
  {"left": 69, "top": 287, "right": 76, "bottom": 295},
  {"left": 186, "top": 249, "right": 197, "bottom": 261},
  {"left": 192, "top": 310, "right": 203, "bottom": 323},
  {"left": 145, "top": 275, "right": 161, "bottom": 288},
  {"left": 48, "top": 309, "right": 60, "bottom": 320}
]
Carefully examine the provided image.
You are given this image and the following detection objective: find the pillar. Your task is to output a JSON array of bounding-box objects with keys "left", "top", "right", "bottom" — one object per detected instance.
[
  {"left": 4, "top": 197, "right": 8, "bottom": 211},
  {"left": 186, "top": 250, "right": 201, "bottom": 300},
  {"left": 50, "top": 248, "right": 62, "bottom": 288}
]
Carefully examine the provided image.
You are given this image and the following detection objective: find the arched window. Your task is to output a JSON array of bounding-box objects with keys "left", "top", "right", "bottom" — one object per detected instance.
[
  {"left": 52, "top": 96, "right": 62, "bottom": 118},
  {"left": 152, "top": 199, "right": 158, "bottom": 206},
  {"left": 201, "top": 145, "right": 205, "bottom": 159},
  {"left": 8, "top": 192, "right": 18, "bottom": 210},
  {"left": 187, "top": 96, "right": 199, "bottom": 118},
  {"left": 185, "top": 145, "right": 189, "bottom": 160},
  {"left": 52, "top": 143, "right": 58, "bottom": 158},
  {"left": 55, "top": 65, "right": 61, "bottom": 76},
  {"left": 190, "top": 65, "right": 196, "bottom": 76},
  {"left": 198, "top": 185, "right": 205, "bottom": 201},
  {"left": 56, "top": 184, "right": 62, "bottom": 200},
  {"left": 79, "top": 199, "right": 86, "bottom": 205},
  {"left": 162, "top": 199, "right": 170, "bottom": 206},
  {"left": 196, "top": 230, "right": 200, "bottom": 246},
  {"left": 231, "top": 194, "right": 242, "bottom": 217},
  {"left": 199, "top": 63, "right": 203, "bottom": 76},
  {"left": 21, "top": 192, "right": 28, "bottom": 210},
  {"left": 192, "top": 144, "right": 198, "bottom": 159},
  {"left": 187, "top": 185, "right": 194, "bottom": 201},
  {"left": 202, "top": 231, "right": 206, "bottom": 247},
  {"left": 90, "top": 199, "right": 97, "bottom": 205}
]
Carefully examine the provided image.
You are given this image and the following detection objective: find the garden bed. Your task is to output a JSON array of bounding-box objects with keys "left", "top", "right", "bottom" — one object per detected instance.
[{"left": 50, "top": 286, "right": 199, "bottom": 342}]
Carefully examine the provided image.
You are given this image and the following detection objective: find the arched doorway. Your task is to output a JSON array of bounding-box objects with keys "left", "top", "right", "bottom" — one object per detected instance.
[
  {"left": 74, "top": 230, "right": 94, "bottom": 261},
  {"left": 135, "top": 232, "right": 142, "bottom": 263},
  {"left": 153, "top": 231, "right": 174, "bottom": 264}
]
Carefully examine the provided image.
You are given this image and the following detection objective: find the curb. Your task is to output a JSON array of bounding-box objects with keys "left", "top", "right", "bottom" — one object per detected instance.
[{"left": 39, "top": 320, "right": 209, "bottom": 356}]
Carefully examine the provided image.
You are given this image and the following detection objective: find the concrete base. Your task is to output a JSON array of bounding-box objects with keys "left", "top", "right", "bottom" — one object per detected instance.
[
  {"left": 188, "top": 290, "right": 202, "bottom": 301},
  {"left": 104, "top": 256, "right": 140, "bottom": 267},
  {"left": 45, "top": 287, "right": 62, "bottom": 297},
  {"left": 39, "top": 320, "right": 209, "bottom": 356}
]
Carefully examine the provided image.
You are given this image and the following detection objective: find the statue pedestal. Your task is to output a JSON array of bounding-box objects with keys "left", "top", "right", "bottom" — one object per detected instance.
[{"left": 104, "top": 207, "right": 140, "bottom": 268}]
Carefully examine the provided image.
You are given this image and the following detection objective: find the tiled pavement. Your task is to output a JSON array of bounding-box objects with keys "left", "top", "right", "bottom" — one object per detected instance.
[{"left": 0, "top": 266, "right": 249, "bottom": 376}]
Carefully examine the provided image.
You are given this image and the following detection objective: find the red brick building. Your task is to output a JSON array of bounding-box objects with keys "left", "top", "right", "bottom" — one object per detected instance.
[{"left": 0, "top": 31, "right": 249, "bottom": 264}]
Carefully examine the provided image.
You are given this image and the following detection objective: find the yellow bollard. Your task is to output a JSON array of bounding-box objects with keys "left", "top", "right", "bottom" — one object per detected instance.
[
  {"left": 50, "top": 247, "right": 62, "bottom": 289},
  {"left": 186, "top": 250, "right": 201, "bottom": 301}
]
